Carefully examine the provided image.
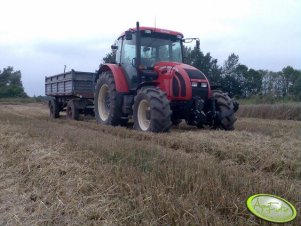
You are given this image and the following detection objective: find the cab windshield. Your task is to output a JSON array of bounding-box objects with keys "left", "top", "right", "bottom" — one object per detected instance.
[
  {"left": 140, "top": 33, "right": 183, "bottom": 68},
  {"left": 118, "top": 32, "right": 183, "bottom": 89}
]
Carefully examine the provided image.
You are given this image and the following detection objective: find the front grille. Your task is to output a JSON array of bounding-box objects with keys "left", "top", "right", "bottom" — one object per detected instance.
[
  {"left": 185, "top": 69, "right": 206, "bottom": 79},
  {"left": 192, "top": 86, "right": 208, "bottom": 99}
]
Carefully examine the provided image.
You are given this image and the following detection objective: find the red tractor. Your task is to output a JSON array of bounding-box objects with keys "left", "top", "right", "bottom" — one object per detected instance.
[{"left": 94, "top": 22, "right": 239, "bottom": 132}]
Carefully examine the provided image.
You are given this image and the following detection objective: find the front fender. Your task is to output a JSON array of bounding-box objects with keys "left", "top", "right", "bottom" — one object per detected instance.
[{"left": 98, "top": 64, "right": 129, "bottom": 93}]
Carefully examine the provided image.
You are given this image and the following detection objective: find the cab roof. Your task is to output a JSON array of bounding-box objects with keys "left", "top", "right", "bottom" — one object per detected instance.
[{"left": 119, "top": 26, "right": 184, "bottom": 39}]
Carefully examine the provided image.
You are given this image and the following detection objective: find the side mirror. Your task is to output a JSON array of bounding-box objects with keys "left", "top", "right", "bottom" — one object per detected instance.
[
  {"left": 196, "top": 40, "right": 200, "bottom": 49},
  {"left": 111, "top": 45, "right": 118, "bottom": 50},
  {"left": 183, "top": 38, "right": 193, "bottom": 43},
  {"left": 125, "top": 31, "right": 133, "bottom": 40}
]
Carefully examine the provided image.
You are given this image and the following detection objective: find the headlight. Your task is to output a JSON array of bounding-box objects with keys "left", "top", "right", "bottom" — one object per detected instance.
[
  {"left": 200, "top": 83, "right": 207, "bottom": 88},
  {"left": 191, "top": 82, "right": 198, "bottom": 87}
]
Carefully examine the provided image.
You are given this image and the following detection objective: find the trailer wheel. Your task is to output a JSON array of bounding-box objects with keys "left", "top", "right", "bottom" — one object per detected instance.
[
  {"left": 66, "top": 100, "right": 80, "bottom": 120},
  {"left": 94, "top": 71, "right": 123, "bottom": 126},
  {"left": 212, "top": 90, "right": 237, "bottom": 130},
  {"left": 49, "top": 99, "right": 59, "bottom": 118},
  {"left": 133, "top": 87, "right": 172, "bottom": 132}
]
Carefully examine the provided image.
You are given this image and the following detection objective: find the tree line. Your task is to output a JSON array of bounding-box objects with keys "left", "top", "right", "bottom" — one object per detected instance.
[
  {"left": 0, "top": 66, "right": 27, "bottom": 98},
  {"left": 184, "top": 46, "right": 301, "bottom": 101}
]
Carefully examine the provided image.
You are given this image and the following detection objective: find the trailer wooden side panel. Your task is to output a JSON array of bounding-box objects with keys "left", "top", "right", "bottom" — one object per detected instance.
[{"left": 45, "top": 70, "right": 95, "bottom": 98}]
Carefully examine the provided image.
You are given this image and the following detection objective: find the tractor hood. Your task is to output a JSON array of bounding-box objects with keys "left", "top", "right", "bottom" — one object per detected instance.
[
  {"left": 153, "top": 62, "right": 212, "bottom": 100},
  {"left": 154, "top": 62, "right": 210, "bottom": 82}
]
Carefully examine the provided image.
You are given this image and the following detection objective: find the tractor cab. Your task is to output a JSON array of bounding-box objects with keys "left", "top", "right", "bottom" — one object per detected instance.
[{"left": 112, "top": 24, "right": 185, "bottom": 89}]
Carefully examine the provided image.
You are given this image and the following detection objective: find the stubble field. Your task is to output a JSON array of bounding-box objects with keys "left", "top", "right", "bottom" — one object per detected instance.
[{"left": 0, "top": 103, "right": 300, "bottom": 225}]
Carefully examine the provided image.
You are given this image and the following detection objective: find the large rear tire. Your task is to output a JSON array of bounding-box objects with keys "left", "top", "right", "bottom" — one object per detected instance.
[
  {"left": 133, "top": 87, "right": 172, "bottom": 132},
  {"left": 94, "top": 71, "right": 123, "bottom": 126},
  {"left": 212, "top": 90, "right": 237, "bottom": 130}
]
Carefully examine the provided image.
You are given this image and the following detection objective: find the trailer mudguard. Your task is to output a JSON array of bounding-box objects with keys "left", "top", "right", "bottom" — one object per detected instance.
[{"left": 98, "top": 64, "right": 129, "bottom": 93}]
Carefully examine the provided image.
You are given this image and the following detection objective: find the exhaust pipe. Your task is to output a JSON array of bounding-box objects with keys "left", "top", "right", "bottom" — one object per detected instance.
[{"left": 136, "top": 21, "right": 141, "bottom": 85}]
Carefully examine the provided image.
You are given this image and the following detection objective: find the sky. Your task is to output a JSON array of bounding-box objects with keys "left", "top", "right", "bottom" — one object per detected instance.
[{"left": 0, "top": 0, "right": 300, "bottom": 96}]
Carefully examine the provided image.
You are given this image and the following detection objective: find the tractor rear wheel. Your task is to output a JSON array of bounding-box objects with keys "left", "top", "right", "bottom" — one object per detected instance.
[
  {"left": 49, "top": 99, "right": 59, "bottom": 118},
  {"left": 212, "top": 90, "right": 237, "bottom": 130},
  {"left": 66, "top": 100, "right": 80, "bottom": 120},
  {"left": 133, "top": 87, "right": 172, "bottom": 132},
  {"left": 94, "top": 71, "right": 123, "bottom": 126}
]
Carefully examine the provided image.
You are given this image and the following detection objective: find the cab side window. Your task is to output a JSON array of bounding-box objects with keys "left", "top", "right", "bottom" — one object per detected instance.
[
  {"left": 120, "top": 35, "right": 137, "bottom": 89},
  {"left": 115, "top": 38, "right": 122, "bottom": 64}
]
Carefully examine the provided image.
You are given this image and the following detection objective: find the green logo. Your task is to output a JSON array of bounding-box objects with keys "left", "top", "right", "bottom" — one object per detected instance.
[{"left": 246, "top": 194, "right": 297, "bottom": 223}]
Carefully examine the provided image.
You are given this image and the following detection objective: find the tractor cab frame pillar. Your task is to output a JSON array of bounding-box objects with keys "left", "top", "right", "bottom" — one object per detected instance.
[{"left": 135, "top": 22, "right": 142, "bottom": 85}]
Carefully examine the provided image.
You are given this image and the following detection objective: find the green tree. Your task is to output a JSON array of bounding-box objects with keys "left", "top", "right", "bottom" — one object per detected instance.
[
  {"left": 292, "top": 74, "right": 301, "bottom": 100},
  {"left": 282, "top": 66, "right": 300, "bottom": 96},
  {"left": 102, "top": 51, "right": 116, "bottom": 64},
  {"left": 0, "top": 67, "right": 27, "bottom": 98},
  {"left": 245, "top": 69, "right": 262, "bottom": 96},
  {"left": 235, "top": 64, "right": 248, "bottom": 97},
  {"left": 221, "top": 54, "right": 243, "bottom": 97},
  {"left": 222, "top": 53, "right": 239, "bottom": 77},
  {"left": 221, "top": 74, "right": 242, "bottom": 97},
  {"left": 185, "top": 46, "right": 222, "bottom": 85},
  {"left": 220, "top": 54, "right": 263, "bottom": 98},
  {"left": 183, "top": 46, "right": 193, "bottom": 65}
]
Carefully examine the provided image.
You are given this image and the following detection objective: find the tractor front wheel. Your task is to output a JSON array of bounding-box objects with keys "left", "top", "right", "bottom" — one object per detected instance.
[
  {"left": 133, "top": 87, "right": 172, "bottom": 132},
  {"left": 212, "top": 90, "right": 237, "bottom": 130}
]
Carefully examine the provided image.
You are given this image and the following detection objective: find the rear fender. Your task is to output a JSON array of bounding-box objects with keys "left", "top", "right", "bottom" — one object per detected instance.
[{"left": 98, "top": 64, "right": 129, "bottom": 93}]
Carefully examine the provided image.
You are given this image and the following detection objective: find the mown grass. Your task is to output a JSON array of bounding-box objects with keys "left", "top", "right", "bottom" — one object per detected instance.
[{"left": 0, "top": 103, "right": 300, "bottom": 225}]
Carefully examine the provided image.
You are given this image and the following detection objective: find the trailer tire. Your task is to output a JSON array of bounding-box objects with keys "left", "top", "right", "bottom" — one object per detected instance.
[
  {"left": 212, "top": 90, "right": 237, "bottom": 130},
  {"left": 133, "top": 87, "right": 172, "bottom": 132},
  {"left": 66, "top": 100, "right": 80, "bottom": 120},
  {"left": 49, "top": 99, "right": 59, "bottom": 118},
  {"left": 94, "top": 71, "right": 123, "bottom": 126}
]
